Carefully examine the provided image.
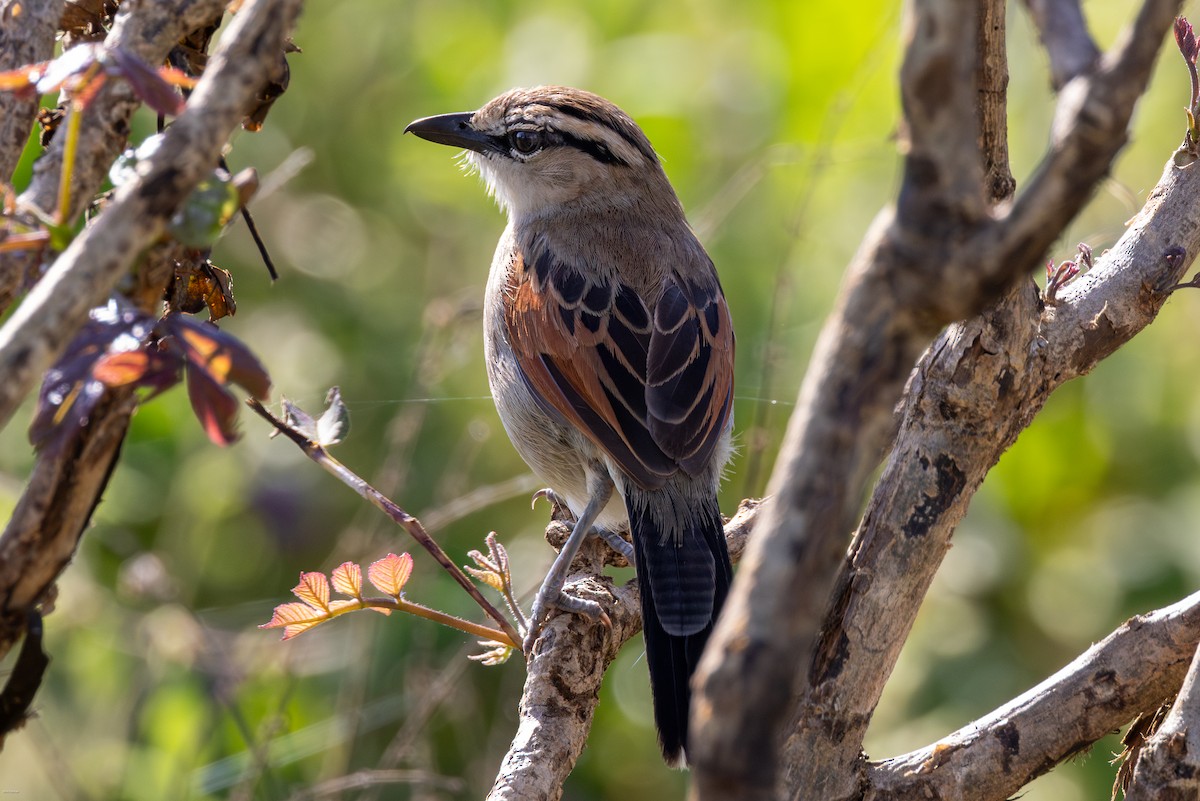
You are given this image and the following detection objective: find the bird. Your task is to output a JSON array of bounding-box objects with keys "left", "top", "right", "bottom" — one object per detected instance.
[{"left": 405, "top": 86, "right": 734, "bottom": 766}]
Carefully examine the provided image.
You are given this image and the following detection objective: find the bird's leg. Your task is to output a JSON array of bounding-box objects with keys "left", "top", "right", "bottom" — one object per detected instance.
[
  {"left": 533, "top": 487, "right": 634, "bottom": 561},
  {"left": 524, "top": 473, "right": 614, "bottom": 651}
]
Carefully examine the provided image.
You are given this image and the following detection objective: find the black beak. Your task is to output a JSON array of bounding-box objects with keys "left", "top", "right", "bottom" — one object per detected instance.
[{"left": 404, "top": 111, "right": 495, "bottom": 154}]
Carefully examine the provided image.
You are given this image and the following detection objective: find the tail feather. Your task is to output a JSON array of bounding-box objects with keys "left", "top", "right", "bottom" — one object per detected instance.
[{"left": 627, "top": 491, "right": 732, "bottom": 766}]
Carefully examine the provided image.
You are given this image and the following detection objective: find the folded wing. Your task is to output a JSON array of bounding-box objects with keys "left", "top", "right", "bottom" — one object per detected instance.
[{"left": 502, "top": 237, "right": 734, "bottom": 489}]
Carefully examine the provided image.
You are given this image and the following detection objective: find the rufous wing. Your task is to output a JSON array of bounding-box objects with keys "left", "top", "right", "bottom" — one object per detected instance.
[{"left": 502, "top": 237, "right": 733, "bottom": 490}]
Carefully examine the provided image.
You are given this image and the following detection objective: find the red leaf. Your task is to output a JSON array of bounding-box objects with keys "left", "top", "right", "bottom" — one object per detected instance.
[
  {"left": 93, "top": 343, "right": 181, "bottom": 396},
  {"left": 291, "top": 571, "right": 330, "bottom": 611},
  {"left": 330, "top": 562, "right": 362, "bottom": 598},
  {"left": 92, "top": 350, "right": 149, "bottom": 387},
  {"left": 368, "top": 553, "right": 413, "bottom": 598},
  {"left": 168, "top": 315, "right": 271, "bottom": 400},
  {"left": 186, "top": 360, "right": 240, "bottom": 446},
  {"left": 31, "top": 299, "right": 158, "bottom": 453}
]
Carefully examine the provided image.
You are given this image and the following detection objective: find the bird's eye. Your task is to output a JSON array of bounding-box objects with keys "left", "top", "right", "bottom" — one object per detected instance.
[{"left": 510, "top": 129, "right": 543, "bottom": 155}]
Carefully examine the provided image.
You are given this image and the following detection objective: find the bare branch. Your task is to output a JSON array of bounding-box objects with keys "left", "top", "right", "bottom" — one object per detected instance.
[
  {"left": 0, "top": 387, "right": 135, "bottom": 655},
  {"left": 691, "top": 1, "right": 1183, "bottom": 796},
  {"left": 0, "top": 0, "right": 300, "bottom": 435},
  {"left": 896, "top": 1, "right": 985, "bottom": 228},
  {"left": 868, "top": 592, "right": 1200, "bottom": 800},
  {"left": 982, "top": 0, "right": 1182, "bottom": 290},
  {"left": 488, "top": 500, "right": 759, "bottom": 801},
  {"left": 1124, "top": 643, "right": 1200, "bottom": 800},
  {"left": 1023, "top": 0, "right": 1101, "bottom": 89},
  {"left": 977, "top": 0, "right": 1015, "bottom": 203},
  {"left": 0, "top": 0, "right": 64, "bottom": 180},
  {"left": 782, "top": 145, "right": 1198, "bottom": 799}
]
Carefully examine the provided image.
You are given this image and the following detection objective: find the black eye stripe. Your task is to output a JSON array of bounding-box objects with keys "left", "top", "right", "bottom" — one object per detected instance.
[
  {"left": 501, "top": 122, "right": 630, "bottom": 166},
  {"left": 557, "top": 131, "right": 626, "bottom": 166},
  {"left": 541, "top": 101, "right": 657, "bottom": 163}
]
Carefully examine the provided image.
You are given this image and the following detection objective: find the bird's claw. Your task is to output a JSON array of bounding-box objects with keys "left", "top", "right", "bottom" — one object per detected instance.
[
  {"left": 523, "top": 589, "right": 610, "bottom": 652},
  {"left": 531, "top": 487, "right": 566, "bottom": 511},
  {"left": 594, "top": 529, "right": 634, "bottom": 561}
]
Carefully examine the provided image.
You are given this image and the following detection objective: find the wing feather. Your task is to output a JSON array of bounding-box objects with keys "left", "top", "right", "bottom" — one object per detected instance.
[{"left": 502, "top": 240, "right": 733, "bottom": 490}]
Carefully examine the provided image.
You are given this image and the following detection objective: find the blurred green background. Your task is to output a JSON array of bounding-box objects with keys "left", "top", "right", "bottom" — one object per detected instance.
[{"left": 2, "top": 0, "right": 1199, "bottom": 798}]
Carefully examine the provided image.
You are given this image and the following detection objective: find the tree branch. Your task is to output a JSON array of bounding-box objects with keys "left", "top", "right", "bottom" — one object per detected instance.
[
  {"left": 487, "top": 500, "right": 759, "bottom": 801},
  {"left": 977, "top": 0, "right": 1015, "bottom": 203},
  {"left": 982, "top": 0, "right": 1182, "bottom": 287},
  {"left": 0, "top": 0, "right": 226, "bottom": 315},
  {"left": 0, "top": 0, "right": 304, "bottom": 661},
  {"left": 1022, "top": 0, "right": 1101, "bottom": 89},
  {"left": 781, "top": 144, "right": 1199, "bottom": 798},
  {"left": 0, "top": 0, "right": 300, "bottom": 435},
  {"left": 0, "top": 0, "right": 64, "bottom": 181},
  {"left": 1123, "top": 642, "right": 1200, "bottom": 799},
  {"left": 869, "top": 592, "right": 1200, "bottom": 800},
  {"left": 691, "top": 1, "right": 1183, "bottom": 796}
]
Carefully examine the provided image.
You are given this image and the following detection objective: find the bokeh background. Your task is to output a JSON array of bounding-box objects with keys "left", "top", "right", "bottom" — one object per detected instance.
[{"left": 2, "top": 0, "right": 1199, "bottom": 798}]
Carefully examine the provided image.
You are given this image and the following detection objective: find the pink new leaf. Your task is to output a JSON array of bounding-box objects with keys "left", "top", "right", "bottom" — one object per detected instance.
[
  {"left": 331, "top": 561, "right": 363, "bottom": 598},
  {"left": 368, "top": 553, "right": 413, "bottom": 598},
  {"left": 291, "top": 571, "right": 330, "bottom": 611},
  {"left": 260, "top": 601, "right": 327, "bottom": 640}
]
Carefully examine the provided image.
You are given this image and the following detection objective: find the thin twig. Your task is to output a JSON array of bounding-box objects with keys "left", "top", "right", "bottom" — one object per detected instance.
[{"left": 246, "top": 397, "right": 524, "bottom": 650}]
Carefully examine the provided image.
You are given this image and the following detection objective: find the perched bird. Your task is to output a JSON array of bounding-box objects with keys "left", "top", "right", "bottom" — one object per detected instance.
[{"left": 406, "top": 86, "right": 734, "bottom": 766}]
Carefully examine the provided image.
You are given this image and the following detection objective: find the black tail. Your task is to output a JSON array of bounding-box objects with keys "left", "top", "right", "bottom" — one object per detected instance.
[{"left": 626, "top": 490, "right": 732, "bottom": 766}]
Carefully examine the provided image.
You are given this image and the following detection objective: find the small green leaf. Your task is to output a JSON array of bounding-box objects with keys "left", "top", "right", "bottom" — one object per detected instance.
[
  {"left": 469, "top": 640, "right": 516, "bottom": 666},
  {"left": 169, "top": 172, "right": 240, "bottom": 247},
  {"left": 109, "top": 134, "right": 165, "bottom": 187}
]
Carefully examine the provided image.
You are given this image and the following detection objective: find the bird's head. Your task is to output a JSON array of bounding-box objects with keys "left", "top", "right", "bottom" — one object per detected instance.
[{"left": 405, "top": 86, "right": 679, "bottom": 221}]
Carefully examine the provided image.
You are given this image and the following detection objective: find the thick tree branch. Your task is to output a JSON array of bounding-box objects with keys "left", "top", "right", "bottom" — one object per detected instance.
[
  {"left": 896, "top": 1, "right": 986, "bottom": 229},
  {"left": 868, "top": 592, "right": 1200, "bottom": 800},
  {"left": 0, "top": 388, "right": 136, "bottom": 655},
  {"left": 1124, "top": 642, "right": 1200, "bottom": 799},
  {"left": 782, "top": 137, "right": 1200, "bottom": 798},
  {"left": 0, "top": 0, "right": 303, "bottom": 660},
  {"left": 0, "top": 0, "right": 64, "bottom": 181},
  {"left": 690, "top": 1, "right": 1182, "bottom": 796},
  {"left": 487, "top": 501, "right": 759, "bottom": 801},
  {"left": 779, "top": 2, "right": 1016, "bottom": 793}
]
